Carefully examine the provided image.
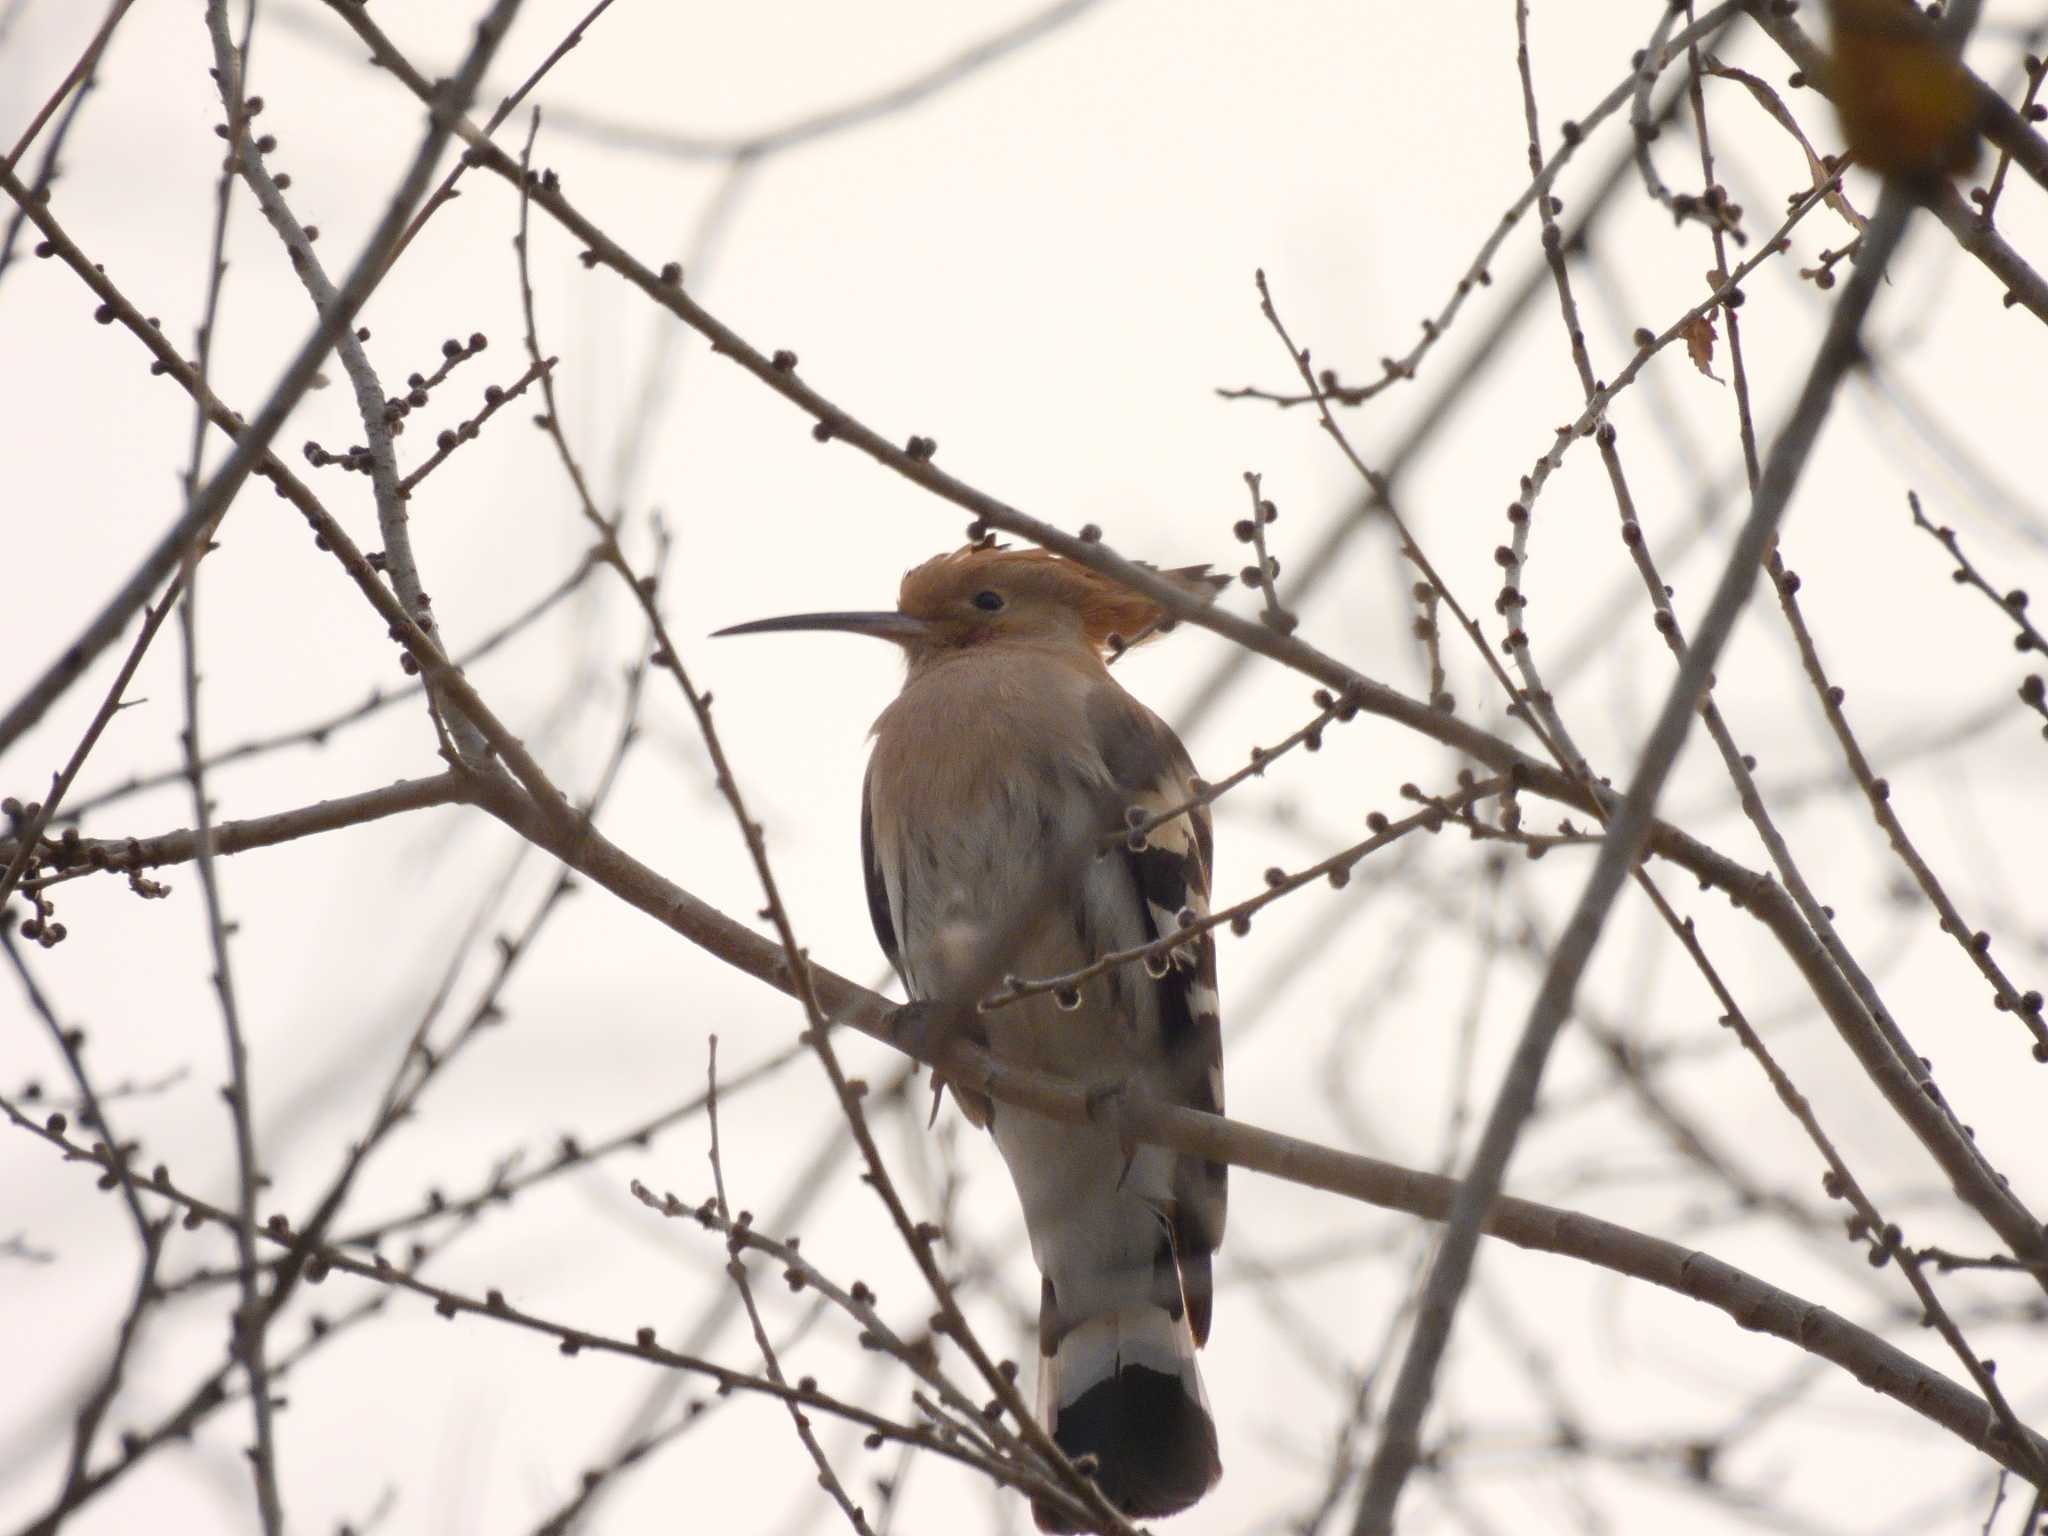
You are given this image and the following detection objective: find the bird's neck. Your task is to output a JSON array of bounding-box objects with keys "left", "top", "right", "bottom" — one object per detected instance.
[
  {"left": 871, "top": 640, "right": 1108, "bottom": 786},
  {"left": 905, "top": 633, "right": 1104, "bottom": 684}
]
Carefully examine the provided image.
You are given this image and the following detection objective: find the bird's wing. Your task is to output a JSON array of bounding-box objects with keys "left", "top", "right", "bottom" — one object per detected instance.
[
  {"left": 864, "top": 759, "right": 995, "bottom": 1129},
  {"left": 860, "top": 761, "right": 906, "bottom": 987},
  {"left": 1087, "top": 687, "right": 1227, "bottom": 1347}
]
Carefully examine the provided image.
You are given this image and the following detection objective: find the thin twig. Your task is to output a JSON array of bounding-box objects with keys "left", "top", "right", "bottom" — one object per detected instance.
[
  {"left": 55, "top": 553, "right": 598, "bottom": 823},
  {"left": 187, "top": 7, "right": 282, "bottom": 1523},
  {"left": 2, "top": 931, "right": 170, "bottom": 1530},
  {"left": 0, "top": 0, "right": 135, "bottom": 282},
  {"left": 395, "top": 353, "right": 555, "bottom": 495},
  {"left": 1976, "top": 54, "right": 2048, "bottom": 227},
  {"left": 478, "top": 0, "right": 1107, "bottom": 163},
  {"left": 1237, "top": 470, "right": 1294, "bottom": 631},
  {"left": 704, "top": 1038, "right": 879, "bottom": 1535},
  {"left": 378, "top": 0, "right": 622, "bottom": 278},
  {"left": 175, "top": 329, "right": 284, "bottom": 1536},
  {"left": 0, "top": 0, "right": 135, "bottom": 170},
  {"left": 990, "top": 778, "right": 1509, "bottom": 1008},
  {"left": 0, "top": 578, "right": 191, "bottom": 915}
]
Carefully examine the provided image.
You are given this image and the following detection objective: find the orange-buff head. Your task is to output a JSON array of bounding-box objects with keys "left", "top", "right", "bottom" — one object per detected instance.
[{"left": 714, "top": 544, "right": 1228, "bottom": 666}]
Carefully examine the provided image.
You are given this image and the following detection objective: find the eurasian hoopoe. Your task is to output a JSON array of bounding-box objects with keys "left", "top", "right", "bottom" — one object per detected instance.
[{"left": 719, "top": 545, "right": 1229, "bottom": 1527}]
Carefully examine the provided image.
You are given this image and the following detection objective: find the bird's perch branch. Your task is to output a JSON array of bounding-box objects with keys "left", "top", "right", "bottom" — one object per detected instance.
[{"left": 460, "top": 770, "right": 2048, "bottom": 1489}]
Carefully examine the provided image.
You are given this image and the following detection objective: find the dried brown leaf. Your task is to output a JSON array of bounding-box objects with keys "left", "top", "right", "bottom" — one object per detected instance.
[
  {"left": 1682, "top": 313, "right": 1722, "bottom": 382},
  {"left": 1704, "top": 56, "right": 1868, "bottom": 233}
]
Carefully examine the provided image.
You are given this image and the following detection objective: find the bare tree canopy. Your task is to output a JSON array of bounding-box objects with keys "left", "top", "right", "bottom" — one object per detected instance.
[{"left": 3, "top": 2, "right": 2047, "bottom": 1533}]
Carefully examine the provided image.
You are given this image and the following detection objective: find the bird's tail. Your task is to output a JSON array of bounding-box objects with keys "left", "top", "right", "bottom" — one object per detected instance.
[{"left": 1032, "top": 1298, "right": 1220, "bottom": 1531}]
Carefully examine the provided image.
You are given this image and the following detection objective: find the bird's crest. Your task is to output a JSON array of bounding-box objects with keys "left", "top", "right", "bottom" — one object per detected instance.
[{"left": 898, "top": 545, "right": 1230, "bottom": 657}]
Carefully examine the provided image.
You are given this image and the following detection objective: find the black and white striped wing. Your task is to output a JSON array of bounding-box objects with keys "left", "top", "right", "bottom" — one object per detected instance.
[{"left": 1088, "top": 689, "right": 1227, "bottom": 1346}]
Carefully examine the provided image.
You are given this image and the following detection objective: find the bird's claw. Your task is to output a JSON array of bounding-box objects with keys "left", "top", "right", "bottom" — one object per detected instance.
[
  {"left": 1084, "top": 1077, "right": 1130, "bottom": 1119},
  {"left": 1086, "top": 1078, "right": 1144, "bottom": 1186},
  {"left": 889, "top": 998, "right": 950, "bottom": 1064},
  {"left": 892, "top": 1000, "right": 970, "bottom": 1128}
]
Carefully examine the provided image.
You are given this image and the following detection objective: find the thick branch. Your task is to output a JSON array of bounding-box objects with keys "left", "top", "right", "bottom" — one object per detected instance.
[
  {"left": 10, "top": 774, "right": 469, "bottom": 890},
  {"left": 450, "top": 773, "right": 2048, "bottom": 1488}
]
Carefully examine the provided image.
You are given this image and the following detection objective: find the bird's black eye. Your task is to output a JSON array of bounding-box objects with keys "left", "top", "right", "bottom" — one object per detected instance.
[{"left": 972, "top": 589, "right": 1005, "bottom": 612}]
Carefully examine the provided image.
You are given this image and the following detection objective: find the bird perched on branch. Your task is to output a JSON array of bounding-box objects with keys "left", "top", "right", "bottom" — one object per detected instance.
[{"left": 718, "top": 543, "right": 1230, "bottom": 1528}]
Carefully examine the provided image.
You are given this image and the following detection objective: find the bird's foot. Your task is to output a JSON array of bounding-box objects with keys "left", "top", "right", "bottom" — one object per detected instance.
[
  {"left": 890, "top": 1000, "right": 980, "bottom": 1128},
  {"left": 1085, "top": 1077, "right": 1144, "bottom": 1186},
  {"left": 888, "top": 998, "right": 954, "bottom": 1064}
]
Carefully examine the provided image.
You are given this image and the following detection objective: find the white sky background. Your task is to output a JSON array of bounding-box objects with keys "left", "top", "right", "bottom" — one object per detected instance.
[{"left": 4, "top": 1, "right": 2048, "bottom": 1533}]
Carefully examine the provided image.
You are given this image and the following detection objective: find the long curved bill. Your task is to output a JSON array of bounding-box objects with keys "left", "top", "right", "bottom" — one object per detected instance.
[{"left": 712, "top": 610, "right": 932, "bottom": 642}]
